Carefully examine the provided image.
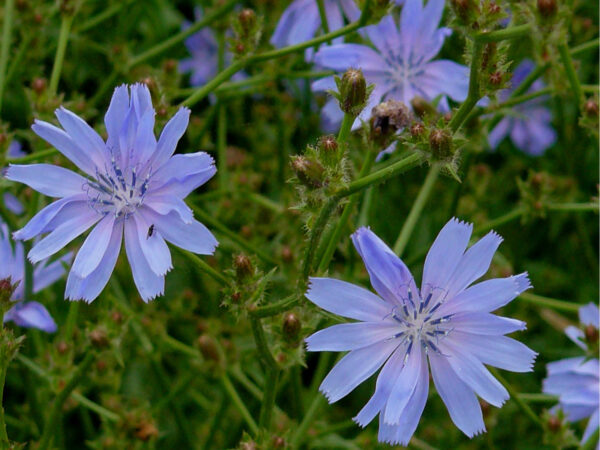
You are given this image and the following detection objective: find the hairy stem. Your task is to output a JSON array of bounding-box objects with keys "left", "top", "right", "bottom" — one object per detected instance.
[{"left": 558, "top": 42, "right": 583, "bottom": 105}]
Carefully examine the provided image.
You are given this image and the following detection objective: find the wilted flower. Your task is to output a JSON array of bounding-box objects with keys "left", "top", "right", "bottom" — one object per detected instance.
[
  {"left": 312, "top": 0, "right": 468, "bottom": 130},
  {"left": 543, "top": 303, "right": 599, "bottom": 446},
  {"left": 305, "top": 218, "right": 535, "bottom": 445},
  {"left": 5, "top": 83, "right": 218, "bottom": 302},
  {"left": 3, "top": 141, "right": 25, "bottom": 215},
  {"left": 270, "top": 0, "right": 360, "bottom": 48},
  {"left": 488, "top": 60, "right": 557, "bottom": 156},
  {"left": 1, "top": 220, "right": 66, "bottom": 332}
]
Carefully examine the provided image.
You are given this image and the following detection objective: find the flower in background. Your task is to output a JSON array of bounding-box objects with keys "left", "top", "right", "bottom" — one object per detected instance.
[
  {"left": 3, "top": 141, "right": 25, "bottom": 215},
  {"left": 5, "top": 83, "right": 218, "bottom": 302},
  {"left": 270, "top": 0, "right": 360, "bottom": 48},
  {"left": 543, "top": 303, "right": 599, "bottom": 446},
  {"left": 179, "top": 7, "right": 244, "bottom": 87},
  {"left": 488, "top": 60, "right": 556, "bottom": 156},
  {"left": 312, "top": 0, "right": 468, "bottom": 130},
  {"left": 305, "top": 218, "right": 536, "bottom": 445},
  {"left": 1, "top": 220, "right": 66, "bottom": 332}
]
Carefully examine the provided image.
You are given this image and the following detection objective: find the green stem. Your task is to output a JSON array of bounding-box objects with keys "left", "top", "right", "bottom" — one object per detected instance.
[
  {"left": 393, "top": 165, "right": 441, "bottom": 256},
  {"left": 474, "top": 24, "right": 532, "bottom": 43},
  {"left": 259, "top": 368, "right": 279, "bottom": 431},
  {"left": 181, "top": 21, "right": 364, "bottom": 107},
  {"left": 516, "top": 393, "right": 558, "bottom": 403},
  {"left": 0, "top": 354, "right": 8, "bottom": 445},
  {"left": 249, "top": 295, "right": 299, "bottom": 318},
  {"left": 489, "top": 368, "right": 543, "bottom": 428},
  {"left": 221, "top": 374, "right": 259, "bottom": 436},
  {"left": 49, "top": 14, "right": 74, "bottom": 96},
  {"left": 546, "top": 202, "right": 599, "bottom": 212},
  {"left": 290, "top": 394, "right": 325, "bottom": 448},
  {"left": 448, "top": 39, "right": 484, "bottom": 132},
  {"left": 491, "top": 86, "right": 553, "bottom": 110},
  {"left": 75, "top": 0, "right": 135, "bottom": 33},
  {"left": 178, "top": 248, "right": 229, "bottom": 286},
  {"left": 250, "top": 318, "right": 278, "bottom": 371},
  {"left": 337, "top": 112, "right": 354, "bottom": 145},
  {"left": 473, "top": 208, "right": 525, "bottom": 235},
  {"left": 0, "top": 0, "right": 14, "bottom": 112},
  {"left": 128, "top": 0, "right": 236, "bottom": 68},
  {"left": 38, "top": 353, "right": 95, "bottom": 450},
  {"left": 558, "top": 42, "right": 583, "bottom": 105},
  {"left": 302, "top": 197, "right": 340, "bottom": 279},
  {"left": 519, "top": 292, "right": 581, "bottom": 312},
  {"left": 63, "top": 301, "right": 79, "bottom": 340},
  {"left": 316, "top": 0, "right": 330, "bottom": 35},
  {"left": 70, "top": 393, "right": 120, "bottom": 422},
  {"left": 4, "top": 33, "right": 31, "bottom": 90}
]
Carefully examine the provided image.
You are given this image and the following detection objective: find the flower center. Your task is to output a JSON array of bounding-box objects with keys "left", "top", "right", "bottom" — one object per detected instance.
[
  {"left": 84, "top": 157, "right": 151, "bottom": 219},
  {"left": 387, "top": 288, "right": 453, "bottom": 360}
]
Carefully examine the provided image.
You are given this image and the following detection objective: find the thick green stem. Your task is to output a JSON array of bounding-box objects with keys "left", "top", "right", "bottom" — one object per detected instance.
[
  {"left": 49, "top": 15, "right": 74, "bottom": 96},
  {"left": 474, "top": 24, "right": 532, "bottom": 43},
  {"left": 38, "top": 353, "right": 95, "bottom": 450},
  {"left": 393, "top": 165, "right": 441, "bottom": 256},
  {"left": 178, "top": 248, "right": 229, "bottom": 286},
  {"left": 249, "top": 295, "right": 299, "bottom": 318},
  {"left": 250, "top": 318, "right": 278, "bottom": 371},
  {"left": 337, "top": 111, "right": 354, "bottom": 144},
  {"left": 489, "top": 368, "right": 543, "bottom": 428},
  {"left": 221, "top": 374, "right": 259, "bottom": 436},
  {"left": 448, "top": 40, "right": 484, "bottom": 132},
  {"left": 259, "top": 368, "right": 279, "bottom": 431},
  {"left": 547, "top": 202, "right": 599, "bottom": 212},
  {"left": 558, "top": 42, "right": 583, "bottom": 105},
  {"left": 302, "top": 197, "right": 340, "bottom": 279},
  {"left": 316, "top": 0, "right": 330, "bottom": 35},
  {"left": 0, "top": 0, "right": 15, "bottom": 112},
  {"left": 519, "top": 292, "right": 581, "bottom": 313},
  {"left": 516, "top": 393, "right": 558, "bottom": 403}
]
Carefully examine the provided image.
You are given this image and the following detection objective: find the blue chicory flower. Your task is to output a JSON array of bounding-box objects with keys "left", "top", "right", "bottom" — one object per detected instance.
[
  {"left": 270, "top": 0, "right": 360, "bottom": 49},
  {"left": 488, "top": 60, "right": 557, "bottom": 156},
  {"left": 543, "top": 303, "right": 599, "bottom": 446},
  {"left": 4, "top": 83, "right": 218, "bottom": 303},
  {"left": 305, "top": 218, "right": 536, "bottom": 445},
  {"left": 1, "top": 220, "right": 63, "bottom": 333},
  {"left": 3, "top": 141, "right": 25, "bottom": 215},
  {"left": 312, "top": 0, "right": 468, "bottom": 130}
]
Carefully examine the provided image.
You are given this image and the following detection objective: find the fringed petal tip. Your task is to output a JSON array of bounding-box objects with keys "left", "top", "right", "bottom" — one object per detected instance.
[
  {"left": 448, "top": 216, "right": 474, "bottom": 232},
  {"left": 512, "top": 272, "right": 532, "bottom": 294}
]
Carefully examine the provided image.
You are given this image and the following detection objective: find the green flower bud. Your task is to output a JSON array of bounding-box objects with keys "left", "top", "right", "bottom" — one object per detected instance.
[
  {"left": 282, "top": 312, "right": 301, "bottom": 343},
  {"left": 233, "top": 254, "right": 253, "bottom": 279},
  {"left": 429, "top": 128, "right": 453, "bottom": 160},
  {"left": 291, "top": 156, "right": 325, "bottom": 188},
  {"left": 337, "top": 69, "right": 368, "bottom": 116}
]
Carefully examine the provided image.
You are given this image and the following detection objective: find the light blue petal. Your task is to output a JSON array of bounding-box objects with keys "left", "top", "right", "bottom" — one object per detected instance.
[
  {"left": 66, "top": 221, "right": 123, "bottom": 302},
  {"left": 31, "top": 120, "right": 96, "bottom": 176},
  {"left": 451, "top": 312, "right": 526, "bottom": 335},
  {"left": 420, "top": 60, "right": 469, "bottom": 102},
  {"left": 142, "top": 207, "right": 218, "bottom": 255},
  {"left": 446, "top": 231, "right": 503, "bottom": 298},
  {"left": 105, "top": 85, "right": 131, "bottom": 150},
  {"left": 132, "top": 108, "right": 157, "bottom": 165},
  {"left": 365, "top": 16, "right": 400, "bottom": 58},
  {"left": 488, "top": 117, "right": 511, "bottom": 149},
  {"left": 305, "top": 321, "right": 399, "bottom": 351},
  {"left": 4, "top": 301, "right": 57, "bottom": 332},
  {"left": 429, "top": 351, "right": 486, "bottom": 437},
  {"left": 314, "top": 44, "right": 387, "bottom": 72},
  {"left": 28, "top": 208, "right": 99, "bottom": 263},
  {"left": 320, "top": 340, "right": 399, "bottom": 403},
  {"left": 71, "top": 215, "right": 116, "bottom": 278},
  {"left": 383, "top": 343, "right": 422, "bottom": 424},
  {"left": 55, "top": 107, "right": 107, "bottom": 167},
  {"left": 305, "top": 277, "right": 391, "bottom": 322},
  {"left": 351, "top": 227, "right": 417, "bottom": 305},
  {"left": 124, "top": 220, "right": 164, "bottom": 301},
  {"left": 582, "top": 409, "right": 599, "bottom": 445},
  {"left": 132, "top": 213, "right": 172, "bottom": 277},
  {"left": 565, "top": 326, "right": 587, "bottom": 350},
  {"left": 579, "top": 303, "right": 599, "bottom": 329},
  {"left": 33, "top": 251, "right": 72, "bottom": 293},
  {"left": 150, "top": 108, "right": 191, "bottom": 170},
  {"left": 271, "top": 0, "right": 309, "bottom": 47},
  {"left": 452, "top": 331, "right": 537, "bottom": 372},
  {"left": 151, "top": 152, "right": 216, "bottom": 189},
  {"left": 399, "top": 0, "right": 423, "bottom": 61},
  {"left": 442, "top": 339, "right": 509, "bottom": 407},
  {"left": 422, "top": 218, "right": 472, "bottom": 297},
  {"left": 145, "top": 194, "right": 193, "bottom": 224},
  {"left": 3, "top": 193, "right": 23, "bottom": 215},
  {"left": 377, "top": 350, "right": 429, "bottom": 445},
  {"left": 6, "top": 164, "right": 87, "bottom": 198}
]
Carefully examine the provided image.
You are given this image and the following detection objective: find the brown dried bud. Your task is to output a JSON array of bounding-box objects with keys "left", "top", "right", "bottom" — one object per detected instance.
[
  {"left": 537, "top": 0, "right": 557, "bottom": 17},
  {"left": 411, "top": 96, "right": 437, "bottom": 119},
  {"left": 33, "top": 13, "right": 43, "bottom": 24},
  {"left": 451, "top": 0, "right": 479, "bottom": 23},
  {"left": 547, "top": 415, "right": 561, "bottom": 432},
  {"left": 198, "top": 334, "right": 220, "bottom": 362},
  {"left": 89, "top": 328, "right": 109, "bottom": 349},
  {"left": 241, "top": 225, "right": 252, "bottom": 238},
  {"left": 488, "top": 1, "right": 501, "bottom": 14},
  {"left": 584, "top": 99, "right": 599, "bottom": 117},
  {"left": 338, "top": 69, "right": 367, "bottom": 115},
  {"left": 429, "top": 128, "right": 453, "bottom": 159},
  {"left": 291, "top": 156, "right": 325, "bottom": 188},
  {"left": 282, "top": 313, "right": 301, "bottom": 343},
  {"left": 111, "top": 310, "right": 123, "bottom": 324},
  {"left": 410, "top": 123, "right": 425, "bottom": 137},
  {"left": 317, "top": 135, "right": 338, "bottom": 153},
  {"left": 0, "top": 277, "right": 16, "bottom": 304},
  {"left": 585, "top": 324, "right": 599, "bottom": 343},
  {"left": 272, "top": 436, "right": 286, "bottom": 448},
  {"left": 370, "top": 100, "right": 411, "bottom": 146},
  {"left": 134, "top": 421, "right": 159, "bottom": 441},
  {"left": 231, "top": 292, "right": 242, "bottom": 303},
  {"left": 32, "top": 78, "right": 46, "bottom": 94},
  {"left": 163, "top": 59, "right": 177, "bottom": 73},
  {"left": 234, "top": 254, "right": 253, "bottom": 279},
  {"left": 489, "top": 71, "right": 503, "bottom": 86},
  {"left": 56, "top": 341, "right": 69, "bottom": 354},
  {"left": 281, "top": 246, "right": 293, "bottom": 263},
  {"left": 238, "top": 9, "right": 257, "bottom": 34}
]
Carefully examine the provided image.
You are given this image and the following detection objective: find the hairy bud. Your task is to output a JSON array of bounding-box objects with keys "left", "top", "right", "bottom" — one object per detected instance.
[
  {"left": 238, "top": 9, "right": 257, "bottom": 34},
  {"left": 410, "top": 122, "right": 425, "bottom": 137},
  {"left": 451, "top": 0, "right": 479, "bottom": 24},
  {"left": 429, "top": 128, "right": 453, "bottom": 159},
  {"left": 198, "top": 334, "right": 220, "bottom": 362},
  {"left": 0, "top": 277, "right": 16, "bottom": 305},
  {"left": 583, "top": 99, "right": 599, "bottom": 117},
  {"left": 585, "top": 325, "right": 599, "bottom": 344},
  {"left": 411, "top": 96, "right": 437, "bottom": 119},
  {"left": 282, "top": 313, "right": 301, "bottom": 343},
  {"left": 233, "top": 254, "right": 253, "bottom": 279},
  {"left": 291, "top": 156, "right": 325, "bottom": 188},
  {"left": 317, "top": 135, "right": 338, "bottom": 154},
  {"left": 547, "top": 415, "right": 561, "bottom": 432},
  {"left": 370, "top": 100, "right": 411, "bottom": 146},
  {"left": 537, "top": 0, "right": 557, "bottom": 18},
  {"left": 89, "top": 328, "right": 109, "bottom": 349},
  {"left": 337, "top": 69, "right": 368, "bottom": 115}
]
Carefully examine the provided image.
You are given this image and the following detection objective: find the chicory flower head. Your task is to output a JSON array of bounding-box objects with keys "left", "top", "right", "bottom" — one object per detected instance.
[
  {"left": 305, "top": 218, "right": 536, "bottom": 445},
  {"left": 488, "top": 60, "right": 557, "bottom": 156},
  {"left": 543, "top": 303, "right": 599, "bottom": 446},
  {"left": 5, "top": 83, "right": 218, "bottom": 303},
  {"left": 1, "top": 220, "right": 64, "bottom": 333},
  {"left": 312, "top": 0, "right": 468, "bottom": 130}
]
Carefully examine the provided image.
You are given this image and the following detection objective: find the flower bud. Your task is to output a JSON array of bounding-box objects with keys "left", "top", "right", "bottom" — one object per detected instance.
[
  {"left": 337, "top": 69, "right": 367, "bottom": 116},
  {"left": 134, "top": 421, "right": 159, "bottom": 441},
  {"left": 410, "top": 96, "right": 437, "bottom": 119},
  {"left": 547, "top": 415, "right": 561, "bottom": 432},
  {"left": 317, "top": 135, "right": 338, "bottom": 154},
  {"left": 451, "top": 0, "right": 479, "bottom": 24},
  {"left": 583, "top": 99, "right": 599, "bottom": 117},
  {"left": 489, "top": 71, "right": 503, "bottom": 86},
  {"left": 32, "top": 78, "right": 47, "bottom": 95},
  {"left": 238, "top": 9, "right": 257, "bottom": 35},
  {"left": 233, "top": 254, "right": 253, "bottom": 279},
  {"left": 585, "top": 324, "right": 599, "bottom": 343},
  {"left": 282, "top": 312, "right": 301, "bottom": 343},
  {"left": 410, "top": 122, "right": 425, "bottom": 138},
  {"left": 291, "top": 156, "right": 325, "bottom": 188},
  {"left": 0, "top": 277, "right": 16, "bottom": 305},
  {"left": 537, "top": 0, "right": 557, "bottom": 18},
  {"left": 89, "top": 328, "right": 109, "bottom": 349},
  {"left": 429, "top": 128, "right": 453, "bottom": 159},
  {"left": 198, "top": 334, "right": 220, "bottom": 362},
  {"left": 370, "top": 100, "right": 410, "bottom": 146}
]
